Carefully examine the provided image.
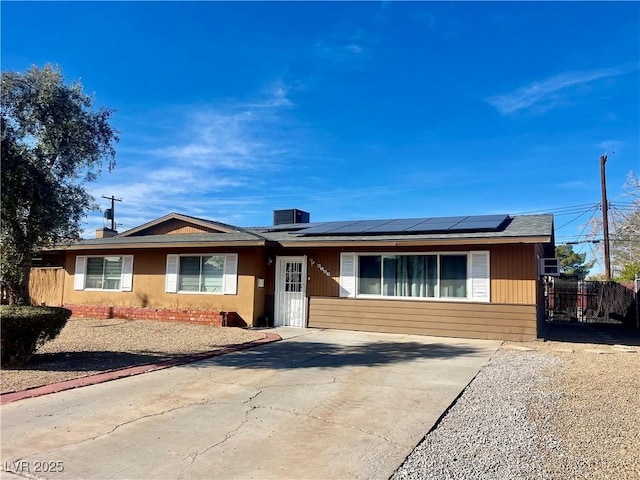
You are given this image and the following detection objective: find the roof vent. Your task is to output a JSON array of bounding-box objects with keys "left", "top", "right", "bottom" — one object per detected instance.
[{"left": 273, "top": 209, "right": 310, "bottom": 225}]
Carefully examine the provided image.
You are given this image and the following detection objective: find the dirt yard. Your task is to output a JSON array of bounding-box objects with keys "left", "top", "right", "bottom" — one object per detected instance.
[
  {"left": 394, "top": 323, "right": 640, "bottom": 479},
  {"left": 523, "top": 338, "right": 640, "bottom": 479},
  {"left": 0, "top": 318, "right": 265, "bottom": 393}
]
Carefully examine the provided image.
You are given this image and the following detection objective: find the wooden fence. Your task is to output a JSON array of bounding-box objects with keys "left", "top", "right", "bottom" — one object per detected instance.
[{"left": 29, "top": 267, "right": 64, "bottom": 306}]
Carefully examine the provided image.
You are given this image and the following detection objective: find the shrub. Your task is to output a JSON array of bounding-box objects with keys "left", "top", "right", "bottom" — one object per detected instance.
[{"left": 1, "top": 306, "right": 71, "bottom": 367}]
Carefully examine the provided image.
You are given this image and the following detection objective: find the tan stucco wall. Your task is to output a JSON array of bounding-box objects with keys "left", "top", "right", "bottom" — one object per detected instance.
[{"left": 63, "top": 247, "right": 266, "bottom": 325}]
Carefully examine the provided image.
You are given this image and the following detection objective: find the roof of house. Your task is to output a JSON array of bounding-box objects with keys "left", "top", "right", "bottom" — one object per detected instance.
[
  {"left": 250, "top": 214, "right": 554, "bottom": 246},
  {"left": 53, "top": 232, "right": 266, "bottom": 251},
  {"left": 52, "top": 213, "right": 554, "bottom": 251}
]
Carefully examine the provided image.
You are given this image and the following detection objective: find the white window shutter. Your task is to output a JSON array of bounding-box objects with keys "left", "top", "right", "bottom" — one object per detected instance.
[
  {"left": 223, "top": 254, "right": 238, "bottom": 295},
  {"left": 121, "top": 255, "right": 134, "bottom": 291},
  {"left": 165, "top": 255, "right": 179, "bottom": 293},
  {"left": 74, "top": 256, "right": 86, "bottom": 290},
  {"left": 470, "top": 251, "right": 490, "bottom": 302},
  {"left": 340, "top": 253, "right": 356, "bottom": 298}
]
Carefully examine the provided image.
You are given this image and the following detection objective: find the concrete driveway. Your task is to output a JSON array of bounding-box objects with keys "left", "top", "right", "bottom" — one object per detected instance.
[{"left": 1, "top": 328, "right": 501, "bottom": 479}]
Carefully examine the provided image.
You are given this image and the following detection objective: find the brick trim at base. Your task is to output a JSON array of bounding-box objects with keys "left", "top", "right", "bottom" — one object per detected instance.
[{"left": 63, "top": 304, "right": 245, "bottom": 327}]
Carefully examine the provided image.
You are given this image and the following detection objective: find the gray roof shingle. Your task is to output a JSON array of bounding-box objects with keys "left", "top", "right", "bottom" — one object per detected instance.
[
  {"left": 54, "top": 213, "right": 552, "bottom": 251},
  {"left": 249, "top": 214, "right": 553, "bottom": 243}
]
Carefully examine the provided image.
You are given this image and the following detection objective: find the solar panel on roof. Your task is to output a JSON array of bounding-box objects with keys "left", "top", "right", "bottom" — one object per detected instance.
[
  {"left": 298, "top": 221, "right": 360, "bottom": 235},
  {"left": 365, "top": 218, "right": 433, "bottom": 233},
  {"left": 449, "top": 215, "right": 509, "bottom": 232},
  {"left": 403, "top": 216, "right": 467, "bottom": 232},
  {"left": 298, "top": 214, "right": 511, "bottom": 236},
  {"left": 329, "top": 220, "right": 395, "bottom": 234}
]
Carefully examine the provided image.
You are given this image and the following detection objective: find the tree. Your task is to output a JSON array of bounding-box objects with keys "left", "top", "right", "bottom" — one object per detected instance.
[
  {"left": 1, "top": 65, "right": 118, "bottom": 304},
  {"left": 586, "top": 172, "right": 640, "bottom": 279},
  {"left": 555, "top": 244, "right": 595, "bottom": 279},
  {"left": 610, "top": 172, "right": 640, "bottom": 273},
  {"left": 617, "top": 263, "right": 640, "bottom": 282}
]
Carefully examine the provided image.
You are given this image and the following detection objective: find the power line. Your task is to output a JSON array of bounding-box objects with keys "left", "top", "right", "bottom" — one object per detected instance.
[
  {"left": 555, "top": 204, "right": 599, "bottom": 230},
  {"left": 512, "top": 203, "right": 600, "bottom": 215}
]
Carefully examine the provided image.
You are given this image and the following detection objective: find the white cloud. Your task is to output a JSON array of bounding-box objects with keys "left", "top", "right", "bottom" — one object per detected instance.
[
  {"left": 486, "top": 63, "right": 638, "bottom": 115},
  {"left": 246, "top": 81, "right": 293, "bottom": 108},
  {"left": 152, "top": 88, "right": 293, "bottom": 170},
  {"left": 344, "top": 44, "right": 363, "bottom": 54},
  {"left": 314, "top": 37, "right": 368, "bottom": 65},
  {"left": 82, "top": 82, "right": 298, "bottom": 235},
  {"left": 597, "top": 140, "right": 624, "bottom": 153}
]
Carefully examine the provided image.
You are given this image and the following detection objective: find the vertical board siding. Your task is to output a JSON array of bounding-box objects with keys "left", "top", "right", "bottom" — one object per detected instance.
[
  {"left": 308, "top": 297, "right": 538, "bottom": 341},
  {"left": 490, "top": 244, "right": 537, "bottom": 305},
  {"left": 132, "top": 219, "right": 221, "bottom": 236},
  {"left": 305, "top": 249, "right": 340, "bottom": 297}
]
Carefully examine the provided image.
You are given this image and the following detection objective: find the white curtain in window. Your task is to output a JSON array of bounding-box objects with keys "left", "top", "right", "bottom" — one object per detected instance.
[{"left": 383, "top": 255, "right": 435, "bottom": 297}]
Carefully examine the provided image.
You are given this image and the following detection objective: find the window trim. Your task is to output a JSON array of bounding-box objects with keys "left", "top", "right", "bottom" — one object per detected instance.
[
  {"left": 344, "top": 251, "right": 489, "bottom": 303},
  {"left": 74, "top": 255, "right": 133, "bottom": 292},
  {"left": 165, "top": 253, "right": 238, "bottom": 295}
]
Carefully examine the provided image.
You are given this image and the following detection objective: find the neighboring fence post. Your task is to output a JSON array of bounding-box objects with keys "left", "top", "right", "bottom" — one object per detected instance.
[{"left": 633, "top": 275, "right": 640, "bottom": 329}]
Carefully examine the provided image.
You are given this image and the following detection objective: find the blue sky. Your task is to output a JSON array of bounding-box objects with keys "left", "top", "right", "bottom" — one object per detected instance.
[{"left": 2, "top": 1, "right": 639, "bottom": 265}]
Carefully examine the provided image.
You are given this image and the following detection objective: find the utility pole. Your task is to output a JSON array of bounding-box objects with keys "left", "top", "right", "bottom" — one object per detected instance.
[
  {"left": 600, "top": 154, "right": 611, "bottom": 281},
  {"left": 101, "top": 195, "right": 122, "bottom": 231}
]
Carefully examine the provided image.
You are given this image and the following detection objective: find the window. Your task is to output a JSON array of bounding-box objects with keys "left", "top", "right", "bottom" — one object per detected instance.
[
  {"left": 86, "top": 257, "right": 123, "bottom": 290},
  {"left": 440, "top": 255, "right": 467, "bottom": 298},
  {"left": 165, "top": 254, "right": 238, "bottom": 295},
  {"left": 358, "top": 255, "right": 381, "bottom": 295},
  {"left": 74, "top": 255, "right": 133, "bottom": 291},
  {"left": 345, "top": 251, "right": 489, "bottom": 302},
  {"left": 178, "top": 255, "right": 224, "bottom": 293},
  {"left": 383, "top": 255, "right": 437, "bottom": 298},
  {"left": 284, "top": 262, "right": 303, "bottom": 293}
]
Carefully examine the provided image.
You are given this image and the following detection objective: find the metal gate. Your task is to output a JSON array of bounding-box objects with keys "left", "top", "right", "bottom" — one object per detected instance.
[{"left": 546, "top": 277, "right": 639, "bottom": 327}]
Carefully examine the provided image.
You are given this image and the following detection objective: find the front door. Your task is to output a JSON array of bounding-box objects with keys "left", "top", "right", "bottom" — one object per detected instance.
[{"left": 275, "top": 256, "right": 307, "bottom": 327}]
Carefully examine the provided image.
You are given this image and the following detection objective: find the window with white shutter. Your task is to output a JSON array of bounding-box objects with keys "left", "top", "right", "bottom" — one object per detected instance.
[
  {"left": 75, "top": 255, "right": 132, "bottom": 291},
  {"left": 340, "top": 253, "right": 356, "bottom": 298},
  {"left": 469, "top": 251, "right": 490, "bottom": 302},
  {"left": 165, "top": 255, "right": 179, "bottom": 293},
  {"left": 166, "top": 253, "right": 238, "bottom": 295},
  {"left": 223, "top": 254, "right": 238, "bottom": 295},
  {"left": 121, "top": 255, "right": 134, "bottom": 292},
  {"left": 347, "top": 251, "right": 491, "bottom": 302},
  {"left": 74, "top": 256, "right": 86, "bottom": 290}
]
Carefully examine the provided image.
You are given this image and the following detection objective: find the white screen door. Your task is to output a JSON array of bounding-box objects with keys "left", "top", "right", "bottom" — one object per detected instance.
[{"left": 275, "top": 256, "right": 307, "bottom": 327}]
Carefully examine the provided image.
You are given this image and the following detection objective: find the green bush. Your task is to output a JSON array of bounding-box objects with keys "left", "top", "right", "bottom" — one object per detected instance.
[{"left": 1, "top": 306, "right": 71, "bottom": 367}]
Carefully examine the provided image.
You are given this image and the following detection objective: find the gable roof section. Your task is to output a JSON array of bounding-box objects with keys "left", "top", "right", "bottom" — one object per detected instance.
[
  {"left": 118, "top": 212, "right": 243, "bottom": 237},
  {"left": 52, "top": 213, "right": 267, "bottom": 251}
]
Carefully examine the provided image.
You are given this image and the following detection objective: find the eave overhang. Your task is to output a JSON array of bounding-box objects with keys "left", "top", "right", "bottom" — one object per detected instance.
[
  {"left": 47, "top": 240, "right": 266, "bottom": 251},
  {"left": 277, "top": 235, "right": 552, "bottom": 248}
]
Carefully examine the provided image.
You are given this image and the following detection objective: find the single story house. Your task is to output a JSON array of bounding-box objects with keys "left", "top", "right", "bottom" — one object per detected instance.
[{"left": 37, "top": 210, "right": 555, "bottom": 341}]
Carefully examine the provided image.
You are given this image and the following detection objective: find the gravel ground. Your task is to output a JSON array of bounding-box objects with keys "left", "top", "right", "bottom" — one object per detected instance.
[
  {"left": 393, "top": 338, "right": 640, "bottom": 480},
  {"left": 0, "top": 318, "right": 265, "bottom": 394}
]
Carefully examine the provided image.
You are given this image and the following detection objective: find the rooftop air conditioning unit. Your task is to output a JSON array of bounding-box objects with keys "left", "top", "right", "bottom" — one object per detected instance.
[
  {"left": 539, "top": 258, "right": 560, "bottom": 277},
  {"left": 273, "top": 209, "right": 310, "bottom": 225}
]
